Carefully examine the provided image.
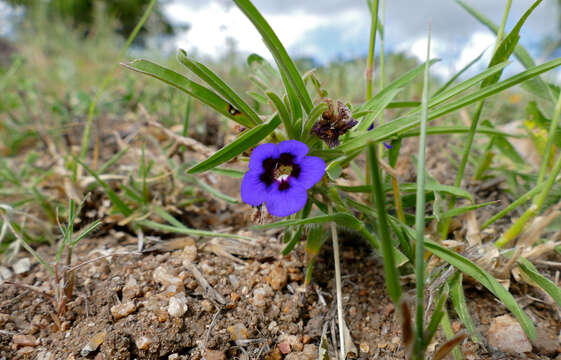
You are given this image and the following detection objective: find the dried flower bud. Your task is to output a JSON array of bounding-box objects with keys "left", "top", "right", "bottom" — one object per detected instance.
[{"left": 310, "top": 99, "right": 357, "bottom": 148}]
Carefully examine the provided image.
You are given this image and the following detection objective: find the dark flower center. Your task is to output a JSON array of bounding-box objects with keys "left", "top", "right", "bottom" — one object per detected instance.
[{"left": 259, "top": 152, "right": 301, "bottom": 191}]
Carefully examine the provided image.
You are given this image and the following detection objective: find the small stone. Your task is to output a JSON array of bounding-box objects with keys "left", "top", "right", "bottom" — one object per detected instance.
[
  {"left": 278, "top": 334, "right": 303, "bottom": 352},
  {"left": 277, "top": 342, "right": 291, "bottom": 354},
  {"left": 285, "top": 344, "right": 316, "bottom": 360},
  {"left": 200, "top": 299, "right": 213, "bottom": 313},
  {"left": 135, "top": 336, "right": 153, "bottom": 350},
  {"left": 0, "top": 313, "right": 9, "bottom": 327},
  {"left": 122, "top": 276, "right": 140, "bottom": 301},
  {"left": 12, "top": 334, "right": 39, "bottom": 348},
  {"left": 181, "top": 241, "right": 197, "bottom": 263},
  {"left": 228, "top": 274, "right": 240, "bottom": 289},
  {"left": 487, "top": 314, "right": 532, "bottom": 354},
  {"left": 168, "top": 294, "right": 188, "bottom": 318},
  {"left": 268, "top": 265, "right": 287, "bottom": 290},
  {"left": 80, "top": 331, "right": 107, "bottom": 356},
  {"left": 111, "top": 302, "right": 136, "bottom": 320},
  {"left": 383, "top": 303, "right": 395, "bottom": 317},
  {"left": 227, "top": 323, "right": 248, "bottom": 341},
  {"left": 532, "top": 327, "right": 559, "bottom": 356},
  {"left": 252, "top": 285, "right": 272, "bottom": 307},
  {"left": 36, "top": 350, "right": 52, "bottom": 360},
  {"left": 360, "top": 342, "right": 370, "bottom": 353},
  {"left": 12, "top": 258, "right": 30, "bottom": 274},
  {"left": 205, "top": 350, "right": 226, "bottom": 360},
  {"left": 168, "top": 354, "right": 178, "bottom": 360},
  {"left": 0, "top": 266, "right": 13, "bottom": 280},
  {"left": 153, "top": 266, "right": 183, "bottom": 289}
]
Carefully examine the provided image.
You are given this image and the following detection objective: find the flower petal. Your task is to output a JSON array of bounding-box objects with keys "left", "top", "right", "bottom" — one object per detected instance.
[
  {"left": 292, "top": 156, "right": 325, "bottom": 189},
  {"left": 277, "top": 140, "right": 309, "bottom": 161},
  {"left": 248, "top": 143, "right": 278, "bottom": 172},
  {"left": 241, "top": 170, "right": 269, "bottom": 206},
  {"left": 265, "top": 183, "right": 308, "bottom": 217}
]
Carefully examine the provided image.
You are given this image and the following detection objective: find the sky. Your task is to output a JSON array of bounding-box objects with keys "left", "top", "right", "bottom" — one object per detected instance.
[{"left": 163, "top": 0, "right": 560, "bottom": 79}]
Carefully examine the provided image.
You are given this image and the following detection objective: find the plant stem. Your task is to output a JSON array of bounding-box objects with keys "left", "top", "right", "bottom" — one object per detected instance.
[
  {"left": 365, "top": 0, "right": 379, "bottom": 100},
  {"left": 413, "top": 26, "right": 431, "bottom": 359},
  {"left": 328, "top": 203, "right": 345, "bottom": 360}
]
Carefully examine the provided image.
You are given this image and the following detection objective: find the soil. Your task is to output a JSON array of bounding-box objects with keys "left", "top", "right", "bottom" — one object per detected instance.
[{"left": 1, "top": 124, "right": 561, "bottom": 360}]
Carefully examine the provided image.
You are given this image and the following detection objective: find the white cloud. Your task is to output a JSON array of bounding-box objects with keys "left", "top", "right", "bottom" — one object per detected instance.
[{"left": 164, "top": 2, "right": 326, "bottom": 59}]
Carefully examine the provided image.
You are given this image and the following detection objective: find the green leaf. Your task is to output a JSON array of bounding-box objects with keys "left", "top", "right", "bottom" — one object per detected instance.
[
  {"left": 355, "top": 88, "right": 402, "bottom": 132},
  {"left": 423, "top": 239, "right": 536, "bottom": 341},
  {"left": 401, "top": 125, "right": 522, "bottom": 139},
  {"left": 177, "top": 49, "right": 262, "bottom": 126},
  {"left": 210, "top": 167, "right": 245, "bottom": 179},
  {"left": 518, "top": 258, "right": 561, "bottom": 310},
  {"left": 339, "top": 56, "right": 561, "bottom": 153},
  {"left": 122, "top": 59, "right": 255, "bottom": 128},
  {"left": 233, "top": 0, "right": 313, "bottom": 114},
  {"left": 433, "top": 47, "right": 487, "bottom": 97},
  {"left": 266, "top": 91, "right": 296, "bottom": 139},
  {"left": 456, "top": 0, "right": 554, "bottom": 101},
  {"left": 481, "top": 0, "right": 542, "bottom": 88},
  {"left": 74, "top": 157, "right": 132, "bottom": 217},
  {"left": 368, "top": 142, "right": 402, "bottom": 303},
  {"left": 430, "top": 61, "right": 510, "bottom": 108},
  {"left": 254, "top": 212, "right": 379, "bottom": 248},
  {"left": 355, "top": 59, "right": 439, "bottom": 118},
  {"left": 187, "top": 115, "right": 281, "bottom": 174},
  {"left": 439, "top": 201, "right": 497, "bottom": 219},
  {"left": 449, "top": 272, "right": 483, "bottom": 344}
]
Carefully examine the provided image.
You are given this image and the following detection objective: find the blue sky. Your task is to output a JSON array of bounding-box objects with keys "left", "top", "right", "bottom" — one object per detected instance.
[{"left": 163, "top": 0, "right": 559, "bottom": 79}]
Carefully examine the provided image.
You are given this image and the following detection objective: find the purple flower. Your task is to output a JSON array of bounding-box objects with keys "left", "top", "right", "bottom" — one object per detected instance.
[{"left": 241, "top": 140, "right": 326, "bottom": 217}]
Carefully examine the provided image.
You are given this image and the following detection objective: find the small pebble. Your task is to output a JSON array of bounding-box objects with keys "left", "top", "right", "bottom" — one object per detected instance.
[
  {"left": 36, "top": 350, "right": 52, "bottom": 360},
  {"left": 278, "top": 334, "right": 303, "bottom": 352},
  {"left": 227, "top": 323, "right": 248, "bottom": 341},
  {"left": 487, "top": 314, "right": 532, "bottom": 354},
  {"left": 12, "top": 334, "right": 39, "bottom": 348},
  {"left": 284, "top": 344, "right": 317, "bottom": 360},
  {"left": 252, "top": 285, "right": 272, "bottom": 307},
  {"left": 153, "top": 266, "right": 183, "bottom": 290},
  {"left": 168, "top": 294, "right": 188, "bottom": 318},
  {"left": 268, "top": 265, "right": 287, "bottom": 290},
  {"left": 228, "top": 274, "right": 240, "bottom": 289},
  {"left": 200, "top": 299, "right": 213, "bottom": 313},
  {"left": 360, "top": 342, "right": 370, "bottom": 353},
  {"left": 0, "top": 266, "right": 13, "bottom": 280},
  {"left": 205, "top": 350, "right": 226, "bottom": 360},
  {"left": 110, "top": 302, "right": 136, "bottom": 320},
  {"left": 80, "top": 331, "right": 107, "bottom": 356},
  {"left": 135, "top": 336, "right": 153, "bottom": 350},
  {"left": 12, "top": 258, "right": 30, "bottom": 274},
  {"left": 277, "top": 342, "right": 291, "bottom": 354},
  {"left": 122, "top": 276, "right": 140, "bottom": 301}
]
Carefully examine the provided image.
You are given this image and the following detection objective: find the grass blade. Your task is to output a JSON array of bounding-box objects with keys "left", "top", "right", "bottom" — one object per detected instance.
[
  {"left": 177, "top": 49, "right": 262, "bottom": 126},
  {"left": 187, "top": 115, "right": 281, "bottom": 174},
  {"left": 367, "top": 142, "right": 402, "bottom": 303},
  {"left": 122, "top": 60, "right": 255, "bottom": 128},
  {"left": 233, "top": 0, "right": 312, "bottom": 114}
]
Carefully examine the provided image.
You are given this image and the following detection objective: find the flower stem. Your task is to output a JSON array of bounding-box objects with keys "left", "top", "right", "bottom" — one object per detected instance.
[
  {"left": 328, "top": 203, "right": 345, "bottom": 360},
  {"left": 365, "top": 0, "right": 379, "bottom": 100}
]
